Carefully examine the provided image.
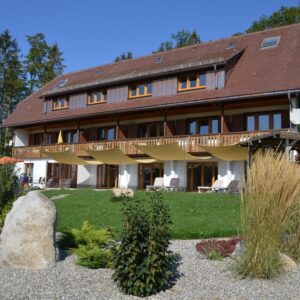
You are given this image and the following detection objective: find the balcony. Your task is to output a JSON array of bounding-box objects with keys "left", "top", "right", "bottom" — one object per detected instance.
[{"left": 12, "top": 131, "right": 271, "bottom": 160}]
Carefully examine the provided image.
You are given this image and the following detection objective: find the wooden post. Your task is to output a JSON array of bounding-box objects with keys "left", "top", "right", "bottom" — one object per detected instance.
[{"left": 164, "top": 114, "right": 167, "bottom": 137}]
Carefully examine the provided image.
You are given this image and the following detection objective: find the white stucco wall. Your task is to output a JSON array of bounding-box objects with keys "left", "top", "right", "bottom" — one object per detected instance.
[
  {"left": 119, "top": 164, "right": 138, "bottom": 189},
  {"left": 217, "top": 160, "right": 245, "bottom": 187},
  {"left": 15, "top": 159, "right": 48, "bottom": 183},
  {"left": 77, "top": 165, "right": 97, "bottom": 188},
  {"left": 14, "top": 129, "right": 29, "bottom": 147},
  {"left": 163, "top": 161, "right": 187, "bottom": 189}
]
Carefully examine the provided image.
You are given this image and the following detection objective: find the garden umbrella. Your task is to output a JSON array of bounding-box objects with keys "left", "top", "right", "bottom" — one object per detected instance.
[{"left": 0, "top": 156, "right": 22, "bottom": 165}]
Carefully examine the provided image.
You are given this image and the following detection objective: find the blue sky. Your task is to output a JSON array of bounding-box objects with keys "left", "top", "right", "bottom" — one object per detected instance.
[{"left": 0, "top": 0, "right": 298, "bottom": 73}]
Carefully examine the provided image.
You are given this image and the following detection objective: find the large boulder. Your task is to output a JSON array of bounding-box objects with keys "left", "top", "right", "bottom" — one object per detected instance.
[{"left": 0, "top": 191, "right": 56, "bottom": 269}]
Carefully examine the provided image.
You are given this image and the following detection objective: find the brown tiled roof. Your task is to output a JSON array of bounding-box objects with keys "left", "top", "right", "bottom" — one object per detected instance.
[{"left": 4, "top": 24, "right": 300, "bottom": 127}]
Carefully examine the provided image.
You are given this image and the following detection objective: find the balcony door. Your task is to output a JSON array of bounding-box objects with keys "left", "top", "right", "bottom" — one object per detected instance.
[
  {"left": 97, "top": 164, "right": 118, "bottom": 189},
  {"left": 138, "top": 163, "right": 164, "bottom": 189},
  {"left": 187, "top": 162, "right": 217, "bottom": 192},
  {"left": 46, "top": 163, "right": 77, "bottom": 188}
]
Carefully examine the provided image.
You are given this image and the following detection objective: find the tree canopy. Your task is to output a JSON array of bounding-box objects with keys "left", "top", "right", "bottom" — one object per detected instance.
[
  {"left": 25, "top": 33, "right": 65, "bottom": 94},
  {"left": 154, "top": 29, "right": 201, "bottom": 53},
  {"left": 114, "top": 52, "right": 133, "bottom": 62},
  {"left": 246, "top": 6, "right": 300, "bottom": 33}
]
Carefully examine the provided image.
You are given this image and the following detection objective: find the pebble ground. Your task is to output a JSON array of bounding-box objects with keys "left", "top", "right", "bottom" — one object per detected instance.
[{"left": 0, "top": 240, "right": 299, "bottom": 300}]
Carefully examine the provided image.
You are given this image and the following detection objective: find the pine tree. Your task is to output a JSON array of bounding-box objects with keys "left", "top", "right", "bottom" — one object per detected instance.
[
  {"left": 0, "top": 30, "right": 26, "bottom": 155},
  {"left": 25, "top": 33, "right": 65, "bottom": 94},
  {"left": 154, "top": 29, "right": 201, "bottom": 53},
  {"left": 115, "top": 52, "right": 133, "bottom": 62}
]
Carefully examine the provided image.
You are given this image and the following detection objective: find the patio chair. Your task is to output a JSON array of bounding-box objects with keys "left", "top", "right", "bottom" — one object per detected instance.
[
  {"left": 165, "top": 178, "right": 180, "bottom": 192},
  {"left": 146, "top": 177, "right": 164, "bottom": 191},
  {"left": 198, "top": 179, "right": 223, "bottom": 193},
  {"left": 220, "top": 180, "right": 240, "bottom": 193}
]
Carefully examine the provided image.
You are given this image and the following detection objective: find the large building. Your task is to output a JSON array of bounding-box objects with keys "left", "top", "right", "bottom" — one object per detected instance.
[{"left": 3, "top": 24, "right": 300, "bottom": 191}]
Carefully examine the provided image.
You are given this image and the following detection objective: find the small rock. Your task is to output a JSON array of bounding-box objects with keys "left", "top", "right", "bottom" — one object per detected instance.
[
  {"left": 0, "top": 191, "right": 57, "bottom": 269},
  {"left": 112, "top": 188, "right": 134, "bottom": 198}
]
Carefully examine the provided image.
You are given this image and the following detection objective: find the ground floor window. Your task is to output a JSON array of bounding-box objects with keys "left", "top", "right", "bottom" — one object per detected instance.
[
  {"left": 187, "top": 162, "right": 217, "bottom": 192},
  {"left": 46, "top": 163, "right": 77, "bottom": 188},
  {"left": 138, "top": 163, "right": 164, "bottom": 189},
  {"left": 24, "top": 163, "right": 33, "bottom": 178},
  {"left": 97, "top": 164, "right": 118, "bottom": 189}
]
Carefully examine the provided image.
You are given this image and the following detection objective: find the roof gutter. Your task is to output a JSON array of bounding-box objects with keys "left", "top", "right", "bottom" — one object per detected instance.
[{"left": 3, "top": 88, "right": 299, "bottom": 129}]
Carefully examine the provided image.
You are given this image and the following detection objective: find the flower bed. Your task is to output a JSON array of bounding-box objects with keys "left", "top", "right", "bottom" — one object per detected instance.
[{"left": 195, "top": 237, "right": 241, "bottom": 259}]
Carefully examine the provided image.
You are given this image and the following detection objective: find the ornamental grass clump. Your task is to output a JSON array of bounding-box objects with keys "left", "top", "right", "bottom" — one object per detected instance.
[
  {"left": 112, "top": 192, "right": 179, "bottom": 297},
  {"left": 281, "top": 201, "right": 300, "bottom": 262},
  {"left": 238, "top": 151, "right": 300, "bottom": 279}
]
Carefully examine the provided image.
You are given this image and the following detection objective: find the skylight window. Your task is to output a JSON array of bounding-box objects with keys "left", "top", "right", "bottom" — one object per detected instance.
[
  {"left": 95, "top": 70, "right": 102, "bottom": 75},
  {"left": 55, "top": 79, "right": 68, "bottom": 88},
  {"left": 226, "top": 42, "right": 235, "bottom": 49},
  {"left": 261, "top": 36, "right": 280, "bottom": 49},
  {"left": 155, "top": 56, "right": 164, "bottom": 64}
]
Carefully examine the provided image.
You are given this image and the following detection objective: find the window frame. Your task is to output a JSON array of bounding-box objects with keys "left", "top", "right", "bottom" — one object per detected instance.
[
  {"left": 178, "top": 73, "right": 206, "bottom": 92},
  {"left": 128, "top": 82, "right": 152, "bottom": 99},
  {"left": 53, "top": 97, "right": 69, "bottom": 110},
  {"left": 187, "top": 117, "right": 220, "bottom": 135},
  {"left": 98, "top": 126, "right": 116, "bottom": 141},
  {"left": 244, "top": 111, "right": 283, "bottom": 132},
  {"left": 87, "top": 89, "right": 107, "bottom": 105},
  {"left": 138, "top": 122, "right": 164, "bottom": 138}
]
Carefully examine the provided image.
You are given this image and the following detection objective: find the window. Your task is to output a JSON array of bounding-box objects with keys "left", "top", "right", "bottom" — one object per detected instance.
[
  {"left": 273, "top": 113, "right": 282, "bottom": 129},
  {"left": 245, "top": 112, "right": 283, "bottom": 131},
  {"left": 139, "top": 122, "right": 164, "bottom": 138},
  {"left": 226, "top": 42, "right": 235, "bottom": 49},
  {"left": 88, "top": 90, "right": 107, "bottom": 105},
  {"left": 55, "top": 79, "right": 68, "bottom": 89},
  {"left": 261, "top": 36, "right": 280, "bottom": 49},
  {"left": 178, "top": 73, "right": 206, "bottom": 91},
  {"left": 63, "top": 130, "right": 78, "bottom": 144},
  {"left": 188, "top": 117, "right": 220, "bottom": 135},
  {"left": 258, "top": 114, "right": 270, "bottom": 131},
  {"left": 98, "top": 127, "right": 115, "bottom": 141},
  {"left": 129, "top": 82, "right": 152, "bottom": 99},
  {"left": 247, "top": 115, "right": 255, "bottom": 131},
  {"left": 53, "top": 97, "right": 69, "bottom": 110}
]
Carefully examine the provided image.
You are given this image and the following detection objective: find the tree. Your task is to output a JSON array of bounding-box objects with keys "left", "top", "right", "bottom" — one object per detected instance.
[
  {"left": 0, "top": 30, "right": 26, "bottom": 155},
  {"left": 114, "top": 52, "right": 133, "bottom": 62},
  {"left": 246, "top": 6, "right": 300, "bottom": 33},
  {"left": 25, "top": 33, "right": 65, "bottom": 94},
  {"left": 154, "top": 29, "right": 201, "bottom": 53}
]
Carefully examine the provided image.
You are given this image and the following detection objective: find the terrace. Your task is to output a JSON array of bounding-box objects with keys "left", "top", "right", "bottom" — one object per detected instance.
[{"left": 12, "top": 130, "right": 270, "bottom": 159}]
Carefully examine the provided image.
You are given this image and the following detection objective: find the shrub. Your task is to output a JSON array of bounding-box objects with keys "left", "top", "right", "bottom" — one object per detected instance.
[
  {"left": 0, "top": 164, "right": 18, "bottom": 210},
  {"left": 196, "top": 237, "right": 240, "bottom": 260},
  {"left": 112, "top": 192, "right": 179, "bottom": 297},
  {"left": 237, "top": 152, "right": 300, "bottom": 279},
  {"left": 71, "top": 221, "right": 113, "bottom": 268},
  {"left": 0, "top": 202, "right": 13, "bottom": 228}
]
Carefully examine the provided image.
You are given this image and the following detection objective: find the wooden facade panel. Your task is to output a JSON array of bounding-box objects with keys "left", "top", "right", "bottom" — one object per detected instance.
[
  {"left": 69, "top": 93, "right": 87, "bottom": 109},
  {"left": 107, "top": 86, "right": 128, "bottom": 103},
  {"left": 166, "top": 121, "right": 176, "bottom": 136},
  {"left": 206, "top": 72, "right": 216, "bottom": 89},
  {"left": 230, "top": 114, "right": 244, "bottom": 132},
  {"left": 217, "top": 70, "right": 225, "bottom": 89},
  {"left": 175, "top": 119, "right": 186, "bottom": 135},
  {"left": 152, "top": 77, "right": 177, "bottom": 97},
  {"left": 124, "top": 124, "right": 139, "bottom": 139}
]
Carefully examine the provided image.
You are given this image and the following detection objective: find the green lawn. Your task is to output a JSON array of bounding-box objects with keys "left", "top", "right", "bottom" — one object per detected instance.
[{"left": 43, "top": 189, "right": 240, "bottom": 239}]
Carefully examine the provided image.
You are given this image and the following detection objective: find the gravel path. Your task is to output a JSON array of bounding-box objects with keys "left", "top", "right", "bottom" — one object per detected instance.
[{"left": 0, "top": 240, "right": 300, "bottom": 300}]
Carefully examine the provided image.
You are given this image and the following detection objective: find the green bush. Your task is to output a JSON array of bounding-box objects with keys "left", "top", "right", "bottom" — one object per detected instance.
[
  {"left": 71, "top": 221, "right": 113, "bottom": 268},
  {"left": 0, "top": 202, "right": 12, "bottom": 228},
  {"left": 0, "top": 165, "right": 18, "bottom": 210},
  {"left": 112, "top": 192, "right": 179, "bottom": 297}
]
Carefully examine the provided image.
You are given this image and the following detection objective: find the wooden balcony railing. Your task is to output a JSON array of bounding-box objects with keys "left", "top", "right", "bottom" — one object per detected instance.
[{"left": 12, "top": 131, "right": 271, "bottom": 160}]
